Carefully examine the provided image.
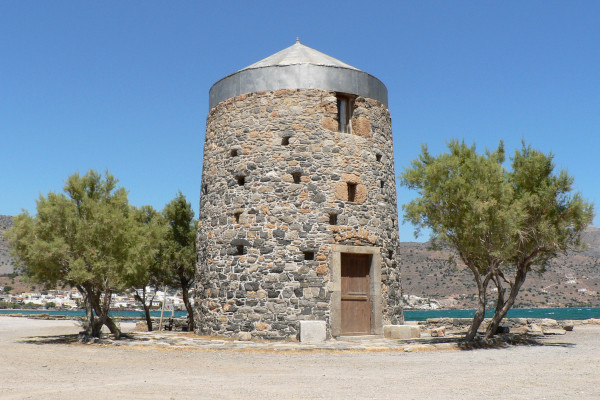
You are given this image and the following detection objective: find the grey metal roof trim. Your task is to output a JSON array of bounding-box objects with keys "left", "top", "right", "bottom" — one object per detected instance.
[{"left": 208, "top": 41, "right": 388, "bottom": 110}]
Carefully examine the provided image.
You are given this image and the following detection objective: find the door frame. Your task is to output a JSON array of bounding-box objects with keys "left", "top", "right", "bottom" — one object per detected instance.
[{"left": 330, "top": 244, "right": 382, "bottom": 337}]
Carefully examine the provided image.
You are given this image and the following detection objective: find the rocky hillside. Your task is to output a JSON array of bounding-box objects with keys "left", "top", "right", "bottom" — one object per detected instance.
[
  {"left": 0, "top": 215, "right": 16, "bottom": 274},
  {"left": 400, "top": 227, "right": 600, "bottom": 309}
]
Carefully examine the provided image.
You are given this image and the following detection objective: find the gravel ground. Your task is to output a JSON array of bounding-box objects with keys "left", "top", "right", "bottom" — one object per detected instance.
[{"left": 0, "top": 316, "right": 599, "bottom": 400}]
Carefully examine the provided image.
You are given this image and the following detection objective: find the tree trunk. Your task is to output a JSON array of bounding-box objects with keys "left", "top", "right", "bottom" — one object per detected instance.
[
  {"left": 465, "top": 288, "right": 487, "bottom": 341},
  {"left": 484, "top": 267, "right": 528, "bottom": 339},
  {"left": 134, "top": 291, "right": 153, "bottom": 331},
  {"left": 180, "top": 277, "right": 194, "bottom": 331},
  {"left": 488, "top": 273, "right": 506, "bottom": 336},
  {"left": 465, "top": 270, "right": 492, "bottom": 341},
  {"left": 77, "top": 285, "right": 95, "bottom": 337},
  {"left": 89, "top": 287, "right": 122, "bottom": 339}
]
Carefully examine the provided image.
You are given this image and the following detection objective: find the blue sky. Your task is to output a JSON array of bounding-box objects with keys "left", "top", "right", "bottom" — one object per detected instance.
[{"left": 1, "top": 1, "right": 598, "bottom": 242}]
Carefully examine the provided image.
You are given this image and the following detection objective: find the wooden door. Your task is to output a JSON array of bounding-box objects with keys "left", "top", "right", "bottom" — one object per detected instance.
[{"left": 341, "top": 253, "right": 371, "bottom": 335}]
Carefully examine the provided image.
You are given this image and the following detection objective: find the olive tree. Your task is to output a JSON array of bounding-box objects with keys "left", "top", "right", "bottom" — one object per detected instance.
[{"left": 401, "top": 141, "right": 593, "bottom": 340}]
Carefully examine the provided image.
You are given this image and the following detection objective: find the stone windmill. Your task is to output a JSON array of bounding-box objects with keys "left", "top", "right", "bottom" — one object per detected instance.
[{"left": 196, "top": 40, "right": 403, "bottom": 340}]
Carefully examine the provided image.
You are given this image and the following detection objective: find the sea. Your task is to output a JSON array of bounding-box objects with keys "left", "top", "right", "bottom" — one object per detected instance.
[{"left": 0, "top": 307, "right": 598, "bottom": 321}]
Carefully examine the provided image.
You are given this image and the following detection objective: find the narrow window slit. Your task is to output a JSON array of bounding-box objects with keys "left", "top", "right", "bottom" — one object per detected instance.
[
  {"left": 202, "top": 184, "right": 208, "bottom": 195},
  {"left": 376, "top": 154, "right": 382, "bottom": 162},
  {"left": 292, "top": 172, "right": 302, "bottom": 184},
  {"left": 347, "top": 183, "right": 357, "bottom": 202},
  {"left": 380, "top": 180, "right": 385, "bottom": 189},
  {"left": 336, "top": 93, "right": 354, "bottom": 133},
  {"left": 234, "top": 212, "right": 242, "bottom": 223}
]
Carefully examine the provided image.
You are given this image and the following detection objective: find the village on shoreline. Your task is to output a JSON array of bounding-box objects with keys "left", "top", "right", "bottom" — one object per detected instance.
[{"left": 0, "top": 287, "right": 188, "bottom": 312}]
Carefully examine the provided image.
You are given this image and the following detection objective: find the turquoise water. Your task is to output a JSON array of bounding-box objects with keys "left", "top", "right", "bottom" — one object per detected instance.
[
  {"left": 404, "top": 307, "right": 600, "bottom": 321},
  {"left": 1, "top": 307, "right": 598, "bottom": 321}
]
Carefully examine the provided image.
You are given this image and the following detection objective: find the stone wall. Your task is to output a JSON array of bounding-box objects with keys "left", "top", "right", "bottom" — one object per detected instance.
[{"left": 196, "top": 89, "right": 403, "bottom": 339}]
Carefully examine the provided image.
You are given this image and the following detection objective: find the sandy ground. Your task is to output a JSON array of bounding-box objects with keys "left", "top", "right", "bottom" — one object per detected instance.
[{"left": 0, "top": 317, "right": 599, "bottom": 400}]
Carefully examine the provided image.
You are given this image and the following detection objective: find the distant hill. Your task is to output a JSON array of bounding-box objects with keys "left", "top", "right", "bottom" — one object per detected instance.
[
  {"left": 0, "top": 215, "right": 16, "bottom": 274},
  {"left": 400, "top": 226, "right": 600, "bottom": 309}
]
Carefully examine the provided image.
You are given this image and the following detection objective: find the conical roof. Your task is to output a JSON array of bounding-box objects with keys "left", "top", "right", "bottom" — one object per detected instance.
[
  {"left": 209, "top": 40, "right": 387, "bottom": 109},
  {"left": 240, "top": 39, "right": 359, "bottom": 71}
]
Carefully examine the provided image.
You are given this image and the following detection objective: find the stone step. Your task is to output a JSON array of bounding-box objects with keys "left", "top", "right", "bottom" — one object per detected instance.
[{"left": 335, "top": 335, "right": 384, "bottom": 342}]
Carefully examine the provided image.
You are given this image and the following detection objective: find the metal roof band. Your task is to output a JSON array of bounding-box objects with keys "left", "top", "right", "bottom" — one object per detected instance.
[{"left": 209, "top": 64, "right": 388, "bottom": 110}]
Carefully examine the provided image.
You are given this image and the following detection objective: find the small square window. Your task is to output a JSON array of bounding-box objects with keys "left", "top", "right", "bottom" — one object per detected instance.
[
  {"left": 231, "top": 149, "right": 239, "bottom": 157},
  {"left": 292, "top": 172, "right": 302, "bottom": 184},
  {"left": 282, "top": 137, "right": 290, "bottom": 146},
  {"left": 236, "top": 245, "right": 244, "bottom": 255},
  {"left": 376, "top": 154, "right": 382, "bottom": 162},
  {"left": 236, "top": 176, "right": 245, "bottom": 186},
  {"left": 329, "top": 213, "right": 337, "bottom": 225},
  {"left": 303, "top": 251, "right": 315, "bottom": 261}
]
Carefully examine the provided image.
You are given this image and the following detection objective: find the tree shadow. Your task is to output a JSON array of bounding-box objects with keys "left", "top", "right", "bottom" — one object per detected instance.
[
  {"left": 20, "top": 334, "right": 81, "bottom": 345},
  {"left": 20, "top": 332, "right": 136, "bottom": 345},
  {"left": 396, "top": 333, "right": 576, "bottom": 351},
  {"left": 455, "top": 334, "right": 576, "bottom": 350}
]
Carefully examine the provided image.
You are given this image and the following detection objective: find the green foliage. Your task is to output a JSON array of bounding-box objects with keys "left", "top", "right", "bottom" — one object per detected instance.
[
  {"left": 6, "top": 170, "right": 135, "bottom": 338},
  {"left": 162, "top": 191, "right": 196, "bottom": 278},
  {"left": 121, "top": 205, "right": 167, "bottom": 289},
  {"left": 400, "top": 140, "right": 594, "bottom": 339},
  {"left": 8, "top": 170, "right": 132, "bottom": 290},
  {"left": 402, "top": 140, "right": 516, "bottom": 273},
  {"left": 3, "top": 285, "right": 13, "bottom": 294}
]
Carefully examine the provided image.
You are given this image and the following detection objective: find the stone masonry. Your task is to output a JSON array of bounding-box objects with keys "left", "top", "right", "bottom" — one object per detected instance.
[{"left": 195, "top": 87, "right": 403, "bottom": 340}]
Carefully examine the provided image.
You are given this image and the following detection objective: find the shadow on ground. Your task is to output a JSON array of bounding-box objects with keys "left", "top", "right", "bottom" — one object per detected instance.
[{"left": 18, "top": 331, "right": 576, "bottom": 353}]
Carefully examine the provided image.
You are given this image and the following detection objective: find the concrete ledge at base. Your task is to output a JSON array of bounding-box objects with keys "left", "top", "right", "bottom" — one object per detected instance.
[
  {"left": 299, "top": 321, "right": 327, "bottom": 343},
  {"left": 383, "top": 325, "right": 420, "bottom": 339}
]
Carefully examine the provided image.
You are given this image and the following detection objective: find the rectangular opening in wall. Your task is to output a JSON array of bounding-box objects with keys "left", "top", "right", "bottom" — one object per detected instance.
[
  {"left": 236, "top": 245, "right": 244, "bottom": 255},
  {"left": 202, "top": 184, "right": 208, "bottom": 195},
  {"left": 281, "top": 136, "right": 290, "bottom": 146},
  {"left": 292, "top": 172, "right": 301, "bottom": 184},
  {"left": 380, "top": 180, "right": 385, "bottom": 189},
  {"left": 236, "top": 176, "right": 245, "bottom": 186},
  {"left": 336, "top": 93, "right": 354, "bottom": 133},
  {"left": 347, "top": 183, "right": 357, "bottom": 202},
  {"left": 234, "top": 211, "right": 242, "bottom": 223},
  {"left": 329, "top": 213, "right": 338, "bottom": 225},
  {"left": 303, "top": 251, "right": 315, "bottom": 261},
  {"left": 230, "top": 149, "right": 239, "bottom": 157},
  {"left": 376, "top": 154, "right": 382, "bottom": 162}
]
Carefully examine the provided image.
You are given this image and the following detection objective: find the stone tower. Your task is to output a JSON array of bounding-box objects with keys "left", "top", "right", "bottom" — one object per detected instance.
[{"left": 196, "top": 40, "right": 403, "bottom": 340}]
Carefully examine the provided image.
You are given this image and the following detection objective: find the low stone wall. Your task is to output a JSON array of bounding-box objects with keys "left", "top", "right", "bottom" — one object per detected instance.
[{"left": 419, "top": 317, "right": 600, "bottom": 336}]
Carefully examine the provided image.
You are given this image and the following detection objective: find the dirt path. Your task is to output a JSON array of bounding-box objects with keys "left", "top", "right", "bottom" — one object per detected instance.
[{"left": 0, "top": 317, "right": 598, "bottom": 399}]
